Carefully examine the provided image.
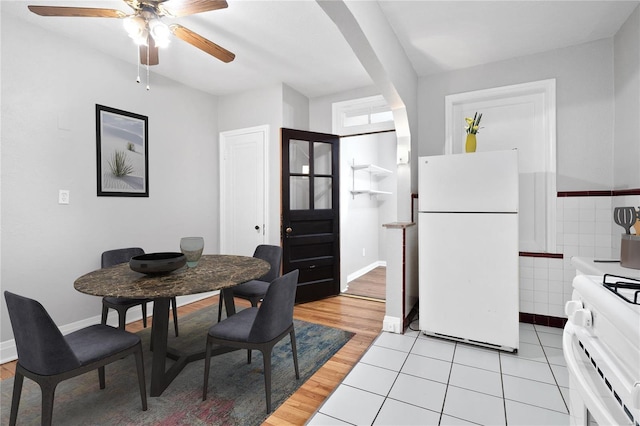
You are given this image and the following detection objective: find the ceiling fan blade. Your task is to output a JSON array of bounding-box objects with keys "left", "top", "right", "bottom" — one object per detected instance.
[
  {"left": 28, "top": 5, "right": 126, "bottom": 18},
  {"left": 140, "top": 37, "right": 160, "bottom": 66},
  {"left": 159, "top": 0, "right": 227, "bottom": 18},
  {"left": 170, "top": 24, "right": 235, "bottom": 63}
]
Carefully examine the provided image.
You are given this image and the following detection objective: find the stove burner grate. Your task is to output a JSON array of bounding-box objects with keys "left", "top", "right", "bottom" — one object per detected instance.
[{"left": 603, "top": 274, "right": 640, "bottom": 305}]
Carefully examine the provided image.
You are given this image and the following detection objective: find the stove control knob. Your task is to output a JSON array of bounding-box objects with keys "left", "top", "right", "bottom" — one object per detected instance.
[
  {"left": 565, "top": 300, "right": 583, "bottom": 317},
  {"left": 570, "top": 309, "right": 592, "bottom": 328},
  {"left": 632, "top": 382, "right": 640, "bottom": 409}
]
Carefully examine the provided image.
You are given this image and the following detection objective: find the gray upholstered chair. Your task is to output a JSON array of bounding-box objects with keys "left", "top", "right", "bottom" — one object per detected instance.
[
  {"left": 217, "top": 244, "right": 282, "bottom": 322},
  {"left": 4, "top": 291, "right": 147, "bottom": 426},
  {"left": 203, "top": 269, "right": 300, "bottom": 413},
  {"left": 101, "top": 247, "right": 179, "bottom": 336}
]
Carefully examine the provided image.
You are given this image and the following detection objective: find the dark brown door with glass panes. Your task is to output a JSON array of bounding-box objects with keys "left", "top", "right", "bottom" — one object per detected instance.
[{"left": 281, "top": 128, "right": 340, "bottom": 303}]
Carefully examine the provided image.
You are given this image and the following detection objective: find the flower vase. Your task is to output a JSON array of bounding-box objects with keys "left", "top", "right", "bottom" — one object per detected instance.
[{"left": 465, "top": 133, "right": 477, "bottom": 153}]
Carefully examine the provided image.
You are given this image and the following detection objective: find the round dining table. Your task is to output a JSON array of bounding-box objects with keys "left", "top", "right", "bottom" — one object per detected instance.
[{"left": 74, "top": 254, "right": 269, "bottom": 397}]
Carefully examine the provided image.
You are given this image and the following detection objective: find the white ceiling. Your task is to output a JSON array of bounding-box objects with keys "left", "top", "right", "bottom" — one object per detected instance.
[{"left": 3, "top": 0, "right": 638, "bottom": 98}]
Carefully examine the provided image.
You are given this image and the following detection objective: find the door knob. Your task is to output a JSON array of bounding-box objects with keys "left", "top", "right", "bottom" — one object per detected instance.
[
  {"left": 255, "top": 225, "right": 260, "bottom": 230},
  {"left": 285, "top": 227, "right": 293, "bottom": 234}
]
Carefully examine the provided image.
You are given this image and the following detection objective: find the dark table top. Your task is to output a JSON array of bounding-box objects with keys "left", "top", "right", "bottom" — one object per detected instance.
[{"left": 74, "top": 254, "right": 270, "bottom": 299}]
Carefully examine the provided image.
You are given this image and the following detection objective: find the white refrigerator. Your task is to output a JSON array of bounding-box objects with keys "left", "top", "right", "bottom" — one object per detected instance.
[{"left": 418, "top": 150, "right": 519, "bottom": 352}]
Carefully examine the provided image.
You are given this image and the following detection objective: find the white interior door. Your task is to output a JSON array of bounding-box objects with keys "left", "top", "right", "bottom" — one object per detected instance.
[{"left": 220, "top": 126, "right": 268, "bottom": 256}]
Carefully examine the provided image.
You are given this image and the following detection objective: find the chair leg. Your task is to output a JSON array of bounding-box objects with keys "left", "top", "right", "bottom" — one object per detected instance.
[
  {"left": 290, "top": 330, "right": 300, "bottom": 379},
  {"left": 101, "top": 305, "right": 109, "bottom": 325},
  {"left": 9, "top": 370, "right": 24, "bottom": 426},
  {"left": 171, "top": 297, "right": 179, "bottom": 337},
  {"left": 98, "top": 366, "right": 106, "bottom": 389},
  {"left": 117, "top": 308, "right": 127, "bottom": 330},
  {"left": 134, "top": 344, "right": 148, "bottom": 411},
  {"left": 39, "top": 380, "right": 57, "bottom": 426},
  {"left": 141, "top": 303, "right": 148, "bottom": 328},
  {"left": 202, "top": 336, "right": 213, "bottom": 401},
  {"left": 262, "top": 348, "right": 273, "bottom": 413},
  {"left": 217, "top": 291, "right": 224, "bottom": 322}
]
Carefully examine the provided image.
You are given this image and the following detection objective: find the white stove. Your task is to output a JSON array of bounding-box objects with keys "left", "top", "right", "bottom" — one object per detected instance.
[{"left": 564, "top": 273, "right": 640, "bottom": 426}]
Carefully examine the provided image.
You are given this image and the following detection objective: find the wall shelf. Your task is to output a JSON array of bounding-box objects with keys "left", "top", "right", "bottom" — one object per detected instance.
[{"left": 351, "top": 161, "right": 392, "bottom": 198}]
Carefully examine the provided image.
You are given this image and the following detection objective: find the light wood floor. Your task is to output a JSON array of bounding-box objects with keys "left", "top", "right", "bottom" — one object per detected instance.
[
  {"left": 0, "top": 294, "right": 385, "bottom": 425},
  {"left": 343, "top": 266, "right": 386, "bottom": 300}
]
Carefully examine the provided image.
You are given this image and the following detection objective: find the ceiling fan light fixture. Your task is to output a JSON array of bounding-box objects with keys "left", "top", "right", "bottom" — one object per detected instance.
[
  {"left": 123, "top": 15, "right": 147, "bottom": 44},
  {"left": 149, "top": 19, "right": 171, "bottom": 48}
]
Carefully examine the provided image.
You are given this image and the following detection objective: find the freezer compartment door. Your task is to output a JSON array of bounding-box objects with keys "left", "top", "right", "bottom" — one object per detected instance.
[
  {"left": 418, "top": 212, "right": 519, "bottom": 350},
  {"left": 418, "top": 150, "right": 518, "bottom": 213}
]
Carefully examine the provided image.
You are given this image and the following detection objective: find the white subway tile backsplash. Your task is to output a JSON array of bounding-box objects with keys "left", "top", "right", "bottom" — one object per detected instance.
[
  {"left": 521, "top": 290, "right": 534, "bottom": 303},
  {"left": 534, "top": 267, "right": 548, "bottom": 280},
  {"left": 534, "top": 277, "right": 548, "bottom": 291},
  {"left": 563, "top": 233, "right": 579, "bottom": 246},
  {"left": 520, "top": 266, "right": 534, "bottom": 279},
  {"left": 564, "top": 198, "right": 580, "bottom": 209},
  {"left": 563, "top": 221, "right": 580, "bottom": 234},
  {"left": 578, "top": 233, "right": 595, "bottom": 247},
  {"left": 534, "top": 292, "right": 548, "bottom": 303},
  {"left": 534, "top": 303, "right": 549, "bottom": 315},
  {"left": 521, "top": 277, "right": 534, "bottom": 291},
  {"left": 579, "top": 208, "right": 595, "bottom": 222},
  {"left": 579, "top": 246, "right": 595, "bottom": 257},
  {"left": 548, "top": 268, "right": 563, "bottom": 281},
  {"left": 594, "top": 197, "right": 611, "bottom": 209},
  {"left": 549, "top": 304, "right": 565, "bottom": 317},
  {"left": 579, "top": 198, "right": 596, "bottom": 209},
  {"left": 520, "top": 256, "right": 534, "bottom": 267},
  {"left": 518, "top": 194, "right": 630, "bottom": 320}
]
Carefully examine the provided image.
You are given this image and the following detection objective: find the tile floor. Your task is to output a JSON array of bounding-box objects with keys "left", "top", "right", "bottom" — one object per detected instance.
[{"left": 307, "top": 323, "right": 569, "bottom": 425}]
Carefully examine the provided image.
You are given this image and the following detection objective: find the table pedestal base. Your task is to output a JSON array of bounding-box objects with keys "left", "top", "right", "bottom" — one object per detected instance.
[{"left": 149, "top": 290, "right": 239, "bottom": 397}]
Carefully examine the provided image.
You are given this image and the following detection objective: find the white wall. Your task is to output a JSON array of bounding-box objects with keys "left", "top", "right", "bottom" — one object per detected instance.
[
  {"left": 1, "top": 16, "right": 219, "bottom": 342},
  {"left": 283, "top": 83, "right": 310, "bottom": 130},
  {"left": 340, "top": 131, "right": 397, "bottom": 288},
  {"left": 614, "top": 4, "right": 640, "bottom": 189},
  {"left": 419, "top": 38, "right": 615, "bottom": 192},
  {"left": 309, "top": 85, "right": 381, "bottom": 133},
  {"left": 217, "top": 85, "right": 284, "bottom": 245}
]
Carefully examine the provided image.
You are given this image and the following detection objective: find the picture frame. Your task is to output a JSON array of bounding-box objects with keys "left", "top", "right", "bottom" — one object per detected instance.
[{"left": 96, "top": 104, "right": 149, "bottom": 197}]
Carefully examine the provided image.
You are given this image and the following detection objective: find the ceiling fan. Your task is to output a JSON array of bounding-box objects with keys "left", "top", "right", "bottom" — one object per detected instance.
[{"left": 27, "top": 0, "right": 235, "bottom": 66}]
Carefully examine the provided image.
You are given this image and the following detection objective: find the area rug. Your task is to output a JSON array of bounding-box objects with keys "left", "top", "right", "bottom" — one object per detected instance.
[{"left": 0, "top": 307, "right": 354, "bottom": 425}]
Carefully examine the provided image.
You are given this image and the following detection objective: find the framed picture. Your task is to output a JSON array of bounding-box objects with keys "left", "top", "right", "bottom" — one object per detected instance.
[{"left": 96, "top": 104, "right": 149, "bottom": 197}]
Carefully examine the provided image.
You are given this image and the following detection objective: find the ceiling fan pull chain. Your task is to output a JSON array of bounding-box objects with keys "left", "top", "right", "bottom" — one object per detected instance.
[
  {"left": 136, "top": 47, "right": 141, "bottom": 84},
  {"left": 146, "top": 35, "right": 150, "bottom": 91}
]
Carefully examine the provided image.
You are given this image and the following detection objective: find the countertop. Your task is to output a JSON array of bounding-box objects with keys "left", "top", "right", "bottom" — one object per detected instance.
[{"left": 571, "top": 256, "right": 640, "bottom": 279}]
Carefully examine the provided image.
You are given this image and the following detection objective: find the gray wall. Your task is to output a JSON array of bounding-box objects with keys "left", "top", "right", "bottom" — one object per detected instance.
[
  {"left": 418, "top": 38, "right": 616, "bottom": 191},
  {"left": 614, "top": 5, "right": 640, "bottom": 189},
  {"left": 1, "top": 15, "right": 220, "bottom": 341}
]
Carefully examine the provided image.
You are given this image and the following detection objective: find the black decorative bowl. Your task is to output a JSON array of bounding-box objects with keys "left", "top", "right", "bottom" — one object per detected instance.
[{"left": 129, "top": 252, "right": 186, "bottom": 275}]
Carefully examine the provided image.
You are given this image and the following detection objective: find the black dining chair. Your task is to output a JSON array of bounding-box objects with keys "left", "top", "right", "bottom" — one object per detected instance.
[
  {"left": 203, "top": 269, "right": 300, "bottom": 413},
  {"left": 217, "top": 244, "right": 282, "bottom": 322},
  {"left": 101, "top": 247, "right": 179, "bottom": 337},
  {"left": 4, "top": 291, "right": 147, "bottom": 426}
]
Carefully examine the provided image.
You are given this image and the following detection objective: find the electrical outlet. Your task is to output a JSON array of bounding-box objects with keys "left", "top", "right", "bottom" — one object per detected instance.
[
  {"left": 362, "top": 248, "right": 365, "bottom": 257},
  {"left": 58, "top": 190, "right": 70, "bottom": 204}
]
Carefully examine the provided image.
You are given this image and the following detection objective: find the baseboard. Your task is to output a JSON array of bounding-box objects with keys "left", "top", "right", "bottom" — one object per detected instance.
[
  {"left": 346, "top": 260, "right": 386, "bottom": 283},
  {"left": 0, "top": 291, "right": 217, "bottom": 364},
  {"left": 382, "top": 315, "right": 402, "bottom": 334}
]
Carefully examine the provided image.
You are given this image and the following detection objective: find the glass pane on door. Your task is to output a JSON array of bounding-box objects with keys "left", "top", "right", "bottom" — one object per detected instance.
[
  {"left": 314, "top": 142, "right": 332, "bottom": 175},
  {"left": 290, "top": 176, "right": 309, "bottom": 210},
  {"left": 290, "top": 140, "right": 309, "bottom": 174},
  {"left": 314, "top": 177, "right": 332, "bottom": 209}
]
